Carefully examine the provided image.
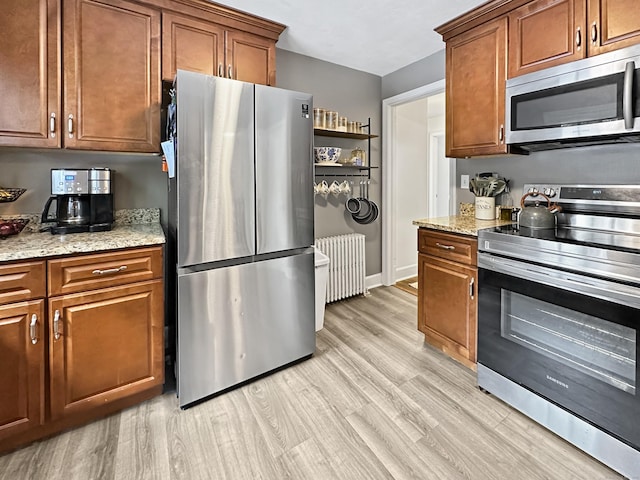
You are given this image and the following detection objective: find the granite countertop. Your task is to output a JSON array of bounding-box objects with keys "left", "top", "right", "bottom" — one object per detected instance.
[
  {"left": 413, "top": 215, "right": 514, "bottom": 236},
  {"left": 0, "top": 209, "right": 165, "bottom": 262}
]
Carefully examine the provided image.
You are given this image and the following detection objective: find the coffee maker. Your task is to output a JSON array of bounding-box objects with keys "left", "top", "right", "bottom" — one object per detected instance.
[{"left": 41, "top": 168, "right": 114, "bottom": 234}]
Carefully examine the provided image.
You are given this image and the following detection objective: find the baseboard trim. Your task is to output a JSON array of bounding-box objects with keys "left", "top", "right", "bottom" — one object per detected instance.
[
  {"left": 366, "top": 273, "right": 382, "bottom": 291},
  {"left": 395, "top": 265, "right": 417, "bottom": 282}
]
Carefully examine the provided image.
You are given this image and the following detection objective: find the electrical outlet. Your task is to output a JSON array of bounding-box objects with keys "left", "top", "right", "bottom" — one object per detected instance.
[{"left": 461, "top": 175, "right": 470, "bottom": 189}]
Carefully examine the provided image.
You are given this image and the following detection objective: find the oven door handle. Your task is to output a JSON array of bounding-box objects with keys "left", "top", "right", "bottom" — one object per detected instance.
[{"left": 479, "top": 254, "right": 640, "bottom": 310}]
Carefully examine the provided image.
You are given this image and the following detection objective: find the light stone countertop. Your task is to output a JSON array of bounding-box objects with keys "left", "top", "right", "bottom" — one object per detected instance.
[
  {"left": 0, "top": 209, "right": 165, "bottom": 262},
  {"left": 412, "top": 215, "right": 514, "bottom": 236}
]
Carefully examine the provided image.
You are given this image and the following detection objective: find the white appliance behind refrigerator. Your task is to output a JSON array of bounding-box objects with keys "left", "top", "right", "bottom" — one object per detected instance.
[{"left": 169, "top": 71, "right": 315, "bottom": 408}]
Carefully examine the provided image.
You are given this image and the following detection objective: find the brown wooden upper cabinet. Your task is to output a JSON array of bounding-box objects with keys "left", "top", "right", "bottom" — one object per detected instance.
[
  {"left": 588, "top": 0, "right": 640, "bottom": 55},
  {"left": 445, "top": 17, "right": 508, "bottom": 158},
  {"left": 1, "top": 0, "right": 160, "bottom": 153},
  {"left": 510, "top": 0, "right": 640, "bottom": 77},
  {"left": 0, "top": 0, "right": 60, "bottom": 149},
  {"left": 64, "top": 0, "right": 161, "bottom": 152},
  {"left": 162, "top": 12, "right": 277, "bottom": 86}
]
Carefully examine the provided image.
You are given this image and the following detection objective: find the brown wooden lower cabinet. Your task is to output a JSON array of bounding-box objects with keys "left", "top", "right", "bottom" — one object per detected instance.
[
  {"left": 417, "top": 229, "right": 478, "bottom": 369},
  {"left": 0, "top": 301, "right": 45, "bottom": 442},
  {"left": 0, "top": 246, "right": 164, "bottom": 454},
  {"left": 49, "top": 280, "right": 164, "bottom": 421}
]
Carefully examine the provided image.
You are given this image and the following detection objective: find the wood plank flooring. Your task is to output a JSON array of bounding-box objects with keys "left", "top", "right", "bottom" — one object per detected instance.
[{"left": 0, "top": 287, "right": 623, "bottom": 480}]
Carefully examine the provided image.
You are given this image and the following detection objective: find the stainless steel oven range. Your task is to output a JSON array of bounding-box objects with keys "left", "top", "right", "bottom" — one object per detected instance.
[{"left": 477, "top": 184, "right": 640, "bottom": 479}]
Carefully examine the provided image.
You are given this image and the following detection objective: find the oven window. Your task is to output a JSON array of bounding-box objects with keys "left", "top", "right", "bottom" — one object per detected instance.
[{"left": 501, "top": 290, "right": 636, "bottom": 395}]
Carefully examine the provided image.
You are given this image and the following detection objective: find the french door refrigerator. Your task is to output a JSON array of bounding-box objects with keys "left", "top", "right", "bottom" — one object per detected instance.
[{"left": 168, "top": 70, "right": 315, "bottom": 408}]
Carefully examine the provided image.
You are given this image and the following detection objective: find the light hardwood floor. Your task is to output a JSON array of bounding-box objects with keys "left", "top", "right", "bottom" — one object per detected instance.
[{"left": 0, "top": 287, "right": 623, "bottom": 480}]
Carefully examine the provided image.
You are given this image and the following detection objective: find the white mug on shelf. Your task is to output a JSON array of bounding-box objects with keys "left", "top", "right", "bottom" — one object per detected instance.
[
  {"left": 329, "top": 181, "right": 342, "bottom": 196},
  {"left": 339, "top": 180, "right": 351, "bottom": 195}
]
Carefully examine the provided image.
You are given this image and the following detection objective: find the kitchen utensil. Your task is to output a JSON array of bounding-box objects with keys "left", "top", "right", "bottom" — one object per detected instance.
[
  {"left": 518, "top": 192, "right": 561, "bottom": 229},
  {"left": 469, "top": 176, "right": 506, "bottom": 198},
  {"left": 351, "top": 180, "right": 372, "bottom": 221}
]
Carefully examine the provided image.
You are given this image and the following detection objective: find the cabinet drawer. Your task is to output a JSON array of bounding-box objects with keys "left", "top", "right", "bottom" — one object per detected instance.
[
  {"left": 0, "top": 261, "right": 46, "bottom": 305},
  {"left": 48, "top": 247, "right": 163, "bottom": 296},
  {"left": 418, "top": 229, "right": 477, "bottom": 266}
]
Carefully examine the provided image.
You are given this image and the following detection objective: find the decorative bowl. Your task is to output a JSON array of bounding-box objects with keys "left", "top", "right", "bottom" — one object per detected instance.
[
  {"left": 314, "top": 147, "right": 342, "bottom": 164},
  {"left": 0, "top": 218, "right": 29, "bottom": 239}
]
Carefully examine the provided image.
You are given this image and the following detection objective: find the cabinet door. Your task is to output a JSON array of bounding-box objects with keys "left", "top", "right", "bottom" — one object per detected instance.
[
  {"left": 0, "top": 301, "right": 45, "bottom": 441},
  {"left": 418, "top": 254, "right": 477, "bottom": 367},
  {"left": 63, "top": 0, "right": 160, "bottom": 152},
  {"left": 0, "top": 0, "right": 60, "bottom": 148},
  {"left": 446, "top": 17, "right": 508, "bottom": 158},
  {"left": 226, "top": 30, "right": 276, "bottom": 86},
  {"left": 49, "top": 280, "right": 163, "bottom": 420},
  {"left": 162, "top": 12, "right": 225, "bottom": 82},
  {"left": 509, "top": 0, "right": 586, "bottom": 78},
  {"left": 588, "top": 0, "right": 640, "bottom": 55}
]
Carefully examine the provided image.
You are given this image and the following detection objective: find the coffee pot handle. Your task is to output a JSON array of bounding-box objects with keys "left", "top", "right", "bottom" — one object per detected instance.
[{"left": 41, "top": 196, "right": 56, "bottom": 223}]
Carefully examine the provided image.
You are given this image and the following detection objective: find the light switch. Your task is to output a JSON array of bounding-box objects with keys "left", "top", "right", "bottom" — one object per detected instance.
[{"left": 461, "top": 175, "right": 470, "bottom": 189}]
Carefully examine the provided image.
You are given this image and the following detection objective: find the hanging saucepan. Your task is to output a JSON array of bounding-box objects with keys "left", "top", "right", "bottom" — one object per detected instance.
[
  {"left": 345, "top": 181, "right": 361, "bottom": 214},
  {"left": 518, "top": 192, "right": 561, "bottom": 229},
  {"left": 354, "top": 180, "right": 379, "bottom": 224},
  {"left": 352, "top": 180, "right": 372, "bottom": 221}
]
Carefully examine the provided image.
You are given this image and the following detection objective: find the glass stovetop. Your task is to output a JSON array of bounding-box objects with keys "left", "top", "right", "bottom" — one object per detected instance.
[{"left": 488, "top": 224, "right": 640, "bottom": 254}]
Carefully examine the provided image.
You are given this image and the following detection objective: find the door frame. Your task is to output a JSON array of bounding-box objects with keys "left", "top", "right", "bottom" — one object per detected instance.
[{"left": 382, "top": 80, "right": 452, "bottom": 286}]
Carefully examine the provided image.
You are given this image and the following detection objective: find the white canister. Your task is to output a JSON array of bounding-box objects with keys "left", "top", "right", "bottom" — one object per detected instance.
[{"left": 475, "top": 196, "right": 495, "bottom": 220}]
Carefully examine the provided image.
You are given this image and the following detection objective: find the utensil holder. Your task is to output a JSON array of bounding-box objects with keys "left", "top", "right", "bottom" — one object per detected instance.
[{"left": 475, "top": 196, "right": 495, "bottom": 220}]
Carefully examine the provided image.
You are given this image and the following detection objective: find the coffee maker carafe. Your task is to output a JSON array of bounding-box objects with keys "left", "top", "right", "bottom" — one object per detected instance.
[{"left": 42, "top": 168, "right": 114, "bottom": 234}]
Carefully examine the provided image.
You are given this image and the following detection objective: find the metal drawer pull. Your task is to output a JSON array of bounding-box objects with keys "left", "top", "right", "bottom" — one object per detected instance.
[
  {"left": 436, "top": 243, "right": 456, "bottom": 250},
  {"left": 576, "top": 27, "right": 581, "bottom": 48},
  {"left": 218, "top": 63, "right": 223, "bottom": 77},
  {"left": 92, "top": 265, "right": 127, "bottom": 275},
  {"left": 50, "top": 113, "right": 56, "bottom": 137},
  {"left": 469, "top": 277, "right": 475, "bottom": 299},
  {"left": 53, "top": 309, "right": 61, "bottom": 340},
  {"left": 30, "top": 314, "right": 38, "bottom": 344},
  {"left": 68, "top": 114, "right": 74, "bottom": 138},
  {"left": 228, "top": 64, "right": 232, "bottom": 78},
  {"left": 591, "top": 22, "right": 598, "bottom": 43}
]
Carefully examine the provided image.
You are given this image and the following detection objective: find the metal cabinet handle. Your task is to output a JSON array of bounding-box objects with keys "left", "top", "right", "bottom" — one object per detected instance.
[
  {"left": 228, "top": 64, "right": 232, "bottom": 78},
  {"left": 218, "top": 63, "right": 223, "bottom": 77},
  {"left": 50, "top": 113, "right": 56, "bottom": 138},
  {"left": 469, "top": 277, "right": 475, "bottom": 299},
  {"left": 68, "top": 114, "right": 74, "bottom": 138},
  {"left": 591, "top": 22, "right": 598, "bottom": 44},
  {"left": 435, "top": 242, "right": 455, "bottom": 251},
  {"left": 30, "top": 314, "right": 38, "bottom": 345},
  {"left": 92, "top": 265, "right": 127, "bottom": 275},
  {"left": 624, "top": 61, "right": 635, "bottom": 129},
  {"left": 53, "top": 309, "right": 61, "bottom": 340},
  {"left": 576, "top": 27, "right": 581, "bottom": 48},
  {"left": 499, "top": 124, "right": 504, "bottom": 143}
]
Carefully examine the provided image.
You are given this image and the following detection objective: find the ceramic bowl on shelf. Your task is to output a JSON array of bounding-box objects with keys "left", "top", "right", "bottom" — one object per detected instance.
[{"left": 314, "top": 147, "right": 342, "bottom": 164}]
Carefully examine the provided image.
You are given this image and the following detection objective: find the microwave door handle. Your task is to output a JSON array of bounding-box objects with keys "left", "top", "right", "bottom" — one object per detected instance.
[{"left": 623, "top": 60, "right": 635, "bottom": 130}]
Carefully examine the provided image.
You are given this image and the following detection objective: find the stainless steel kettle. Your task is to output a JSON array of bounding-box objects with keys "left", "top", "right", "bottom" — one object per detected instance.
[{"left": 518, "top": 192, "right": 561, "bottom": 229}]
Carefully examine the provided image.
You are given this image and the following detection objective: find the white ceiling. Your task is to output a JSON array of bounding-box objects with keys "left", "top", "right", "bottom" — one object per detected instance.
[{"left": 215, "top": 0, "right": 488, "bottom": 76}]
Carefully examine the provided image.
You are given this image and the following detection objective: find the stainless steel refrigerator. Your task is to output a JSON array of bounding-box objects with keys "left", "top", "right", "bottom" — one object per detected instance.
[{"left": 167, "top": 70, "right": 315, "bottom": 408}]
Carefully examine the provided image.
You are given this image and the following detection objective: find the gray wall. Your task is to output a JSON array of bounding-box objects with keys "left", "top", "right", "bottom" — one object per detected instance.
[
  {"left": 382, "top": 49, "right": 445, "bottom": 99},
  {"left": 277, "top": 49, "right": 383, "bottom": 275},
  {"left": 456, "top": 144, "right": 640, "bottom": 206},
  {"left": 0, "top": 149, "right": 167, "bottom": 223}
]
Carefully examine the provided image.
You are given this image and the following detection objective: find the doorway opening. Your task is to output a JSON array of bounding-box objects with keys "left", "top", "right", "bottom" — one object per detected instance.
[{"left": 382, "top": 80, "right": 455, "bottom": 286}]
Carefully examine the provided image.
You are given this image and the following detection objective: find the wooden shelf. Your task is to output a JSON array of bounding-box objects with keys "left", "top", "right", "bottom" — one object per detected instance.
[{"left": 314, "top": 128, "right": 377, "bottom": 140}]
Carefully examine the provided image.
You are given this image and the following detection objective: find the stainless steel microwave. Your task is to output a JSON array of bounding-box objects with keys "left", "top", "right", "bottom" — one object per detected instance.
[{"left": 506, "top": 44, "right": 640, "bottom": 152}]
